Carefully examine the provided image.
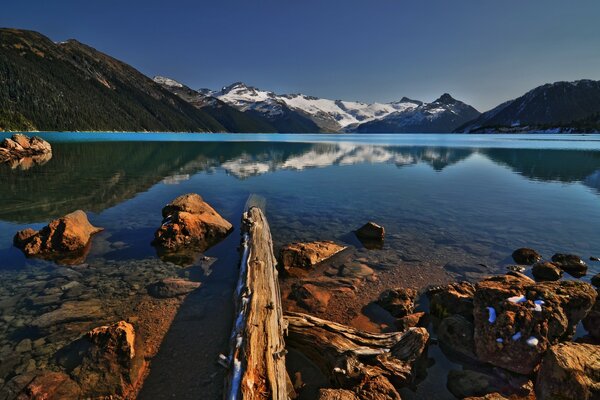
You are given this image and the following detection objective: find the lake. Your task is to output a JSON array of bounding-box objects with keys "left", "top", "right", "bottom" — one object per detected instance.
[{"left": 1, "top": 133, "right": 599, "bottom": 399}]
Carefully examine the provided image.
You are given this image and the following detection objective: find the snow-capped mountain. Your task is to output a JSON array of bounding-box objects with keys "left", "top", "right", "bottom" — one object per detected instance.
[
  {"left": 349, "top": 93, "right": 481, "bottom": 133},
  {"left": 202, "top": 82, "right": 479, "bottom": 133},
  {"left": 457, "top": 80, "right": 600, "bottom": 133},
  {"left": 204, "top": 83, "right": 418, "bottom": 131}
]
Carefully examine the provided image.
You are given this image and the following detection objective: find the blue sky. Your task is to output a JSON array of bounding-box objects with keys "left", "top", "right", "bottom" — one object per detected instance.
[{"left": 2, "top": 0, "right": 600, "bottom": 111}]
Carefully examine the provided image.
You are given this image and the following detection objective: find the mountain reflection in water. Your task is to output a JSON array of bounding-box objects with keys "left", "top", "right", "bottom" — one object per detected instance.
[{"left": 2, "top": 141, "right": 600, "bottom": 224}]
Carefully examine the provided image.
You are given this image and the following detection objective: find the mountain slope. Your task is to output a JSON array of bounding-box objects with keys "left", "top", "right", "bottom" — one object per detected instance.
[
  {"left": 153, "top": 76, "right": 278, "bottom": 133},
  {"left": 348, "top": 94, "right": 481, "bottom": 133},
  {"left": 0, "top": 28, "right": 225, "bottom": 132},
  {"left": 458, "top": 80, "right": 600, "bottom": 132},
  {"left": 210, "top": 82, "right": 430, "bottom": 132}
]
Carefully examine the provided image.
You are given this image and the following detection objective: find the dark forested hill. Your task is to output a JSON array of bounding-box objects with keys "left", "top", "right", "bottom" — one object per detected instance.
[{"left": 0, "top": 28, "right": 225, "bottom": 132}]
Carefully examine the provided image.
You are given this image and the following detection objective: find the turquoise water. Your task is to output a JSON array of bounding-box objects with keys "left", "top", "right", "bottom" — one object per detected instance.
[{"left": 1, "top": 133, "right": 599, "bottom": 399}]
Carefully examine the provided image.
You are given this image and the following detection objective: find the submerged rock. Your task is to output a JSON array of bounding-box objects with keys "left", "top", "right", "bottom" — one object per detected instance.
[
  {"left": 551, "top": 253, "right": 588, "bottom": 277},
  {"left": 13, "top": 210, "right": 102, "bottom": 264},
  {"left": 153, "top": 193, "right": 232, "bottom": 253},
  {"left": 147, "top": 278, "right": 201, "bottom": 298},
  {"left": 12, "top": 371, "right": 81, "bottom": 400},
  {"left": 536, "top": 342, "right": 600, "bottom": 400},
  {"left": 355, "top": 222, "right": 385, "bottom": 249},
  {"left": 473, "top": 275, "right": 597, "bottom": 374},
  {"left": 447, "top": 369, "right": 533, "bottom": 400},
  {"left": 376, "top": 288, "right": 417, "bottom": 318},
  {"left": 437, "top": 314, "right": 476, "bottom": 361},
  {"left": 31, "top": 299, "right": 104, "bottom": 329},
  {"left": 289, "top": 283, "right": 332, "bottom": 313},
  {"left": 531, "top": 261, "right": 563, "bottom": 281},
  {"left": 511, "top": 248, "right": 542, "bottom": 265},
  {"left": 0, "top": 134, "right": 52, "bottom": 164},
  {"left": 279, "top": 241, "right": 346, "bottom": 271},
  {"left": 427, "top": 282, "right": 475, "bottom": 319}
]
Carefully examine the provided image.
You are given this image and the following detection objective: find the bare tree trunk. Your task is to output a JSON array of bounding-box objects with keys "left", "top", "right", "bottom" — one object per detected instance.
[{"left": 224, "top": 206, "right": 292, "bottom": 400}]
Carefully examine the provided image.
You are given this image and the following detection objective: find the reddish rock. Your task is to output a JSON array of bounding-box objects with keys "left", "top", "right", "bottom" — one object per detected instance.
[
  {"left": 536, "top": 342, "right": 600, "bottom": 400},
  {"left": 153, "top": 193, "right": 232, "bottom": 252},
  {"left": 427, "top": 281, "right": 476, "bottom": 319},
  {"left": 279, "top": 241, "right": 346, "bottom": 271},
  {"left": 511, "top": 248, "right": 542, "bottom": 265},
  {"left": 289, "top": 282, "right": 332, "bottom": 313},
  {"left": 473, "top": 275, "right": 597, "bottom": 374},
  {"left": 355, "top": 222, "right": 385, "bottom": 241},
  {"left": 319, "top": 388, "right": 359, "bottom": 400},
  {"left": 376, "top": 288, "right": 417, "bottom": 318},
  {"left": 58, "top": 321, "right": 144, "bottom": 398},
  {"left": 532, "top": 261, "right": 563, "bottom": 281},
  {"left": 13, "top": 210, "right": 102, "bottom": 264},
  {"left": 15, "top": 371, "right": 81, "bottom": 400},
  {"left": 395, "top": 312, "right": 426, "bottom": 331},
  {"left": 437, "top": 314, "right": 476, "bottom": 360},
  {"left": 0, "top": 134, "right": 51, "bottom": 164}
]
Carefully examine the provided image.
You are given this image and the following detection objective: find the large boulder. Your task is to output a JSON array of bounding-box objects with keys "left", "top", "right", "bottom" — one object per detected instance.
[
  {"left": 279, "top": 241, "right": 346, "bottom": 271},
  {"left": 153, "top": 193, "right": 232, "bottom": 252},
  {"left": 56, "top": 321, "right": 144, "bottom": 398},
  {"left": 512, "top": 248, "right": 542, "bottom": 265},
  {"left": 473, "top": 275, "right": 597, "bottom": 374},
  {"left": 551, "top": 253, "right": 588, "bottom": 277},
  {"left": 0, "top": 134, "right": 52, "bottom": 163},
  {"left": 376, "top": 288, "right": 417, "bottom": 318},
  {"left": 427, "top": 282, "right": 476, "bottom": 320},
  {"left": 13, "top": 210, "right": 102, "bottom": 264},
  {"left": 536, "top": 342, "right": 600, "bottom": 400}
]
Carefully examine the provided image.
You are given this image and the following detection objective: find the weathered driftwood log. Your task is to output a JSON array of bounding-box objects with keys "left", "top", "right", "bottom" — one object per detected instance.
[
  {"left": 285, "top": 312, "right": 429, "bottom": 399},
  {"left": 224, "top": 206, "right": 292, "bottom": 400}
]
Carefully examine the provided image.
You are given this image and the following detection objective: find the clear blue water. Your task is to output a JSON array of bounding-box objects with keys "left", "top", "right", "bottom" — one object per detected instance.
[{"left": 1, "top": 133, "right": 599, "bottom": 399}]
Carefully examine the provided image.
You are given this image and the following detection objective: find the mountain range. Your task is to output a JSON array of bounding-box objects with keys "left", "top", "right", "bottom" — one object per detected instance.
[{"left": 1, "top": 28, "right": 599, "bottom": 133}]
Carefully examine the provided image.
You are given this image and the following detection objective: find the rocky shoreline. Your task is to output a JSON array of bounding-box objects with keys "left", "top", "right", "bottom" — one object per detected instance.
[
  {"left": 0, "top": 134, "right": 52, "bottom": 170},
  {"left": 1, "top": 190, "right": 598, "bottom": 399}
]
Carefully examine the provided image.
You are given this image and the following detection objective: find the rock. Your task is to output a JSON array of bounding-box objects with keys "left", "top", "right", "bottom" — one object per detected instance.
[
  {"left": 427, "top": 282, "right": 476, "bottom": 319},
  {"left": 376, "top": 288, "right": 417, "bottom": 318},
  {"left": 355, "top": 374, "right": 401, "bottom": 400},
  {"left": 147, "top": 278, "right": 201, "bottom": 298},
  {"left": 355, "top": 222, "right": 385, "bottom": 249},
  {"left": 153, "top": 193, "right": 232, "bottom": 252},
  {"left": 473, "top": 275, "right": 597, "bottom": 374},
  {"left": 355, "top": 222, "right": 385, "bottom": 241},
  {"left": 289, "top": 283, "right": 332, "bottom": 313},
  {"left": 437, "top": 315, "right": 476, "bottom": 360},
  {"left": 395, "top": 312, "right": 426, "bottom": 331},
  {"left": 0, "top": 134, "right": 52, "bottom": 164},
  {"left": 532, "top": 261, "right": 563, "bottom": 281},
  {"left": 279, "top": 241, "right": 346, "bottom": 271},
  {"left": 511, "top": 248, "right": 542, "bottom": 265},
  {"left": 582, "top": 294, "right": 600, "bottom": 340},
  {"left": 319, "top": 388, "right": 359, "bottom": 400},
  {"left": 551, "top": 253, "right": 588, "bottom": 277},
  {"left": 14, "top": 371, "right": 81, "bottom": 400},
  {"left": 592, "top": 273, "right": 600, "bottom": 288},
  {"left": 15, "top": 339, "right": 32, "bottom": 353},
  {"left": 505, "top": 270, "right": 535, "bottom": 284},
  {"left": 31, "top": 299, "right": 104, "bottom": 328},
  {"left": 591, "top": 256, "right": 600, "bottom": 262},
  {"left": 13, "top": 210, "right": 102, "bottom": 264},
  {"left": 464, "top": 394, "right": 509, "bottom": 400},
  {"left": 56, "top": 321, "right": 144, "bottom": 398},
  {"left": 506, "top": 265, "right": 526, "bottom": 273},
  {"left": 536, "top": 342, "right": 600, "bottom": 400},
  {"left": 447, "top": 369, "right": 533, "bottom": 400}
]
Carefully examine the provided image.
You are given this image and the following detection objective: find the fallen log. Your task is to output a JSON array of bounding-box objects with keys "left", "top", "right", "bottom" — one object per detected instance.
[
  {"left": 224, "top": 205, "right": 292, "bottom": 400},
  {"left": 284, "top": 312, "right": 429, "bottom": 398}
]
